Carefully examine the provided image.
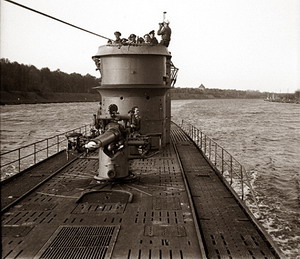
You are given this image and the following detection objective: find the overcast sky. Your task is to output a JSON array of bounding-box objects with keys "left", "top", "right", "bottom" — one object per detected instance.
[{"left": 1, "top": 0, "right": 299, "bottom": 93}]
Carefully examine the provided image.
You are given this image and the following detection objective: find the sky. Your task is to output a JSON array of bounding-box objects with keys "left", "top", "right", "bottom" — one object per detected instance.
[{"left": 1, "top": 0, "right": 299, "bottom": 93}]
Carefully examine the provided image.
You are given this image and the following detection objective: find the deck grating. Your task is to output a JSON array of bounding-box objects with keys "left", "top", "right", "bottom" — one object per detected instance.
[
  {"left": 35, "top": 225, "right": 119, "bottom": 259},
  {"left": 1, "top": 124, "right": 279, "bottom": 258}
]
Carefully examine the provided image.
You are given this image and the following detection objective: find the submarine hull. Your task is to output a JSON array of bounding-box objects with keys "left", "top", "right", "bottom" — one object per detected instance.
[{"left": 1, "top": 123, "right": 282, "bottom": 258}]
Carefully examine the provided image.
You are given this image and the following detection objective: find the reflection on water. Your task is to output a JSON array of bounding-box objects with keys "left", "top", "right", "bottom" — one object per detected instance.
[{"left": 0, "top": 99, "right": 299, "bottom": 257}]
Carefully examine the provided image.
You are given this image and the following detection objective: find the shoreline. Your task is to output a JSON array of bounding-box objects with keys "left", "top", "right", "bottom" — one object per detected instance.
[
  {"left": 0, "top": 91, "right": 100, "bottom": 105},
  {"left": 1, "top": 90, "right": 265, "bottom": 105}
]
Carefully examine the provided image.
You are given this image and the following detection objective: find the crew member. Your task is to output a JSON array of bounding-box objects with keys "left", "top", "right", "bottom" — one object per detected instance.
[
  {"left": 128, "top": 34, "right": 137, "bottom": 44},
  {"left": 129, "top": 106, "right": 141, "bottom": 132},
  {"left": 157, "top": 20, "right": 171, "bottom": 47},
  {"left": 144, "top": 34, "right": 151, "bottom": 44},
  {"left": 113, "top": 31, "right": 122, "bottom": 44},
  {"left": 149, "top": 30, "right": 158, "bottom": 45}
]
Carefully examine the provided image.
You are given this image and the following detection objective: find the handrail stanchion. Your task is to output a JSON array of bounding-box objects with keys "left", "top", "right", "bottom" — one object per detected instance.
[
  {"left": 241, "top": 165, "right": 244, "bottom": 200},
  {"left": 230, "top": 156, "right": 233, "bottom": 185},
  {"left": 57, "top": 136, "right": 59, "bottom": 152},
  {"left": 34, "top": 143, "right": 36, "bottom": 164},
  {"left": 18, "top": 149, "right": 21, "bottom": 173},
  {"left": 215, "top": 143, "right": 217, "bottom": 166},
  {"left": 221, "top": 148, "right": 224, "bottom": 175},
  {"left": 200, "top": 131, "right": 203, "bottom": 151},
  {"left": 47, "top": 139, "right": 49, "bottom": 158},
  {"left": 204, "top": 135, "right": 206, "bottom": 155},
  {"left": 209, "top": 138, "right": 211, "bottom": 160}
]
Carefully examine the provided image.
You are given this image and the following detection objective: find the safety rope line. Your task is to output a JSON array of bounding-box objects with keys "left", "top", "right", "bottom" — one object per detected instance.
[{"left": 4, "top": 0, "right": 112, "bottom": 41}]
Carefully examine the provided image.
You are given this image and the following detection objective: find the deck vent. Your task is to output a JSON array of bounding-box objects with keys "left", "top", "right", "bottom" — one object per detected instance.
[{"left": 35, "top": 225, "right": 120, "bottom": 259}]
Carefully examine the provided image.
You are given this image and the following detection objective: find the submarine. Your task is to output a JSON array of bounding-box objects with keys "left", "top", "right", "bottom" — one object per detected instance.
[
  {"left": 1, "top": 1, "right": 284, "bottom": 256},
  {"left": 0, "top": 41, "right": 284, "bottom": 258}
]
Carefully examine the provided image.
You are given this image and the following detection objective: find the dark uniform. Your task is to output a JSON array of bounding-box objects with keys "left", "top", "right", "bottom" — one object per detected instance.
[
  {"left": 149, "top": 30, "right": 158, "bottom": 45},
  {"left": 157, "top": 22, "right": 171, "bottom": 47}
]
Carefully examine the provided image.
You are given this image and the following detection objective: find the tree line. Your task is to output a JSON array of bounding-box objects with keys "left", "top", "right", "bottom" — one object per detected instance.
[
  {"left": 0, "top": 58, "right": 100, "bottom": 94},
  {"left": 171, "top": 87, "right": 266, "bottom": 99}
]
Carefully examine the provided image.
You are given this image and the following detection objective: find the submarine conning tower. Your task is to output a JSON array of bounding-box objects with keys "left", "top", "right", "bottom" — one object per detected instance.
[{"left": 93, "top": 44, "right": 177, "bottom": 148}]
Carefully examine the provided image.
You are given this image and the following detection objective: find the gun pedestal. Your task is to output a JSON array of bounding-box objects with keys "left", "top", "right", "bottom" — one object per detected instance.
[{"left": 95, "top": 145, "right": 129, "bottom": 181}]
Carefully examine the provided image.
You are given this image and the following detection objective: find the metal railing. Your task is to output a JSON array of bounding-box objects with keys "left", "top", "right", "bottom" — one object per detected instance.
[
  {"left": 0, "top": 124, "right": 91, "bottom": 180},
  {"left": 181, "top": 120, "right": 261, "bottom": 217}
]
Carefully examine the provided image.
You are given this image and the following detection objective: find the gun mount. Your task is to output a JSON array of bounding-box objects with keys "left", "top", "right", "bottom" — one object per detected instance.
[{"left": 67, "top": 103, "right": 153, "bottom": 181}]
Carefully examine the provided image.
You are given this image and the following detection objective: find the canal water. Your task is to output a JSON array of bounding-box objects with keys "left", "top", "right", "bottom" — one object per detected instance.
[{"left": 0, "top": 99, "right": 299, "bottom": 257}]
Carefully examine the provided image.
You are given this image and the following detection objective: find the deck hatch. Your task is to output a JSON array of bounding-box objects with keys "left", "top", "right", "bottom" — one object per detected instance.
[{"left": 35, "top": 225, "right": 120, "bottom": 259}]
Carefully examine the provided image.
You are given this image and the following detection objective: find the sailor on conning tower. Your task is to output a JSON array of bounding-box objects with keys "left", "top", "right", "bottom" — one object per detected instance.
[{"left": 157, "top": 19, "right": 171, "bottom": 47}]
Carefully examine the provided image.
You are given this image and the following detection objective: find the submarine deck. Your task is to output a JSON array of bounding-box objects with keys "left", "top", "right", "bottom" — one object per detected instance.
[{"left": 1, "top": 123, "right": 279, "bottom": 258}]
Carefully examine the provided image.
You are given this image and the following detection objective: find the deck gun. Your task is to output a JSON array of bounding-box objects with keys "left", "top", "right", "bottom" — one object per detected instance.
[{"left": 67, "top": 104, "right": 155, "bottom": 181}]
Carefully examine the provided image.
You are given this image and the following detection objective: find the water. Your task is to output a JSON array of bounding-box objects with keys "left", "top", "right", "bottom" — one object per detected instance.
[
  {"left": 0, "top": 99, "right": 299, "bottom": 257},
  {"left": 172, "top": 99, "right": 300, "bottom": 258}
]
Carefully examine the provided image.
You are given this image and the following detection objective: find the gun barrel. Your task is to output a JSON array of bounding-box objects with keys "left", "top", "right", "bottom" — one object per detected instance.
[{"left": 93, "top": 127, "right": 121, "bottom": 148}]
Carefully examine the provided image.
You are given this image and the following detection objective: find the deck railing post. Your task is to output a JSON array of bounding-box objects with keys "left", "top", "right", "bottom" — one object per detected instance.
[
  {"left": 34, "top": 143, "right": 36, "bottom": 164},
  {"left": 241, "top": 165, "right": 244, "bottom": 200},
  {"left": 57, "top": 136, "right": 59, "bottom": 153},
  {"left": 18, "top": 149, "right": 21, "bottom": 173},
  {"left": 200, "top": 131, "right": 203, "bottom": 150},
  {"left": 193, "top": 126, "right": 195, "bottom": 141},
  {"left": 221, "top": 148, "right": 224, "bottom": 174},
  {"left": 230, "top": 156, "right": 233, "bottom": 185},
  {"left": 204, "top": 135, "right": 206, "bottom": 155},
  {"left": 215, "top": 143, "right": 217, "bottom": 166},
  {"left": 209, "top": 139, "right": 211, "bottom": 160},
  {"left": 47, "top": 139, "right": 49, "bottom": 158}
]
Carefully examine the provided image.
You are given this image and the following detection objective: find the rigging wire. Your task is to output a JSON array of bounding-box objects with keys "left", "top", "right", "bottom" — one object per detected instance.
[{"left": 4, "top": 0, "right": 112, "bottom": 41}]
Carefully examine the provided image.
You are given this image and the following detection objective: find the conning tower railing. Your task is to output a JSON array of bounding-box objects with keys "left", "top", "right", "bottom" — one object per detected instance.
[
  {"left": 0, "top": 124, "right": 90, "bottom": 180},
  {"left": 170, "top": 61, "right": 179, "bottom": 87},
  {"left": 181, "top": 121, "right": 261, "bottom": 217}
]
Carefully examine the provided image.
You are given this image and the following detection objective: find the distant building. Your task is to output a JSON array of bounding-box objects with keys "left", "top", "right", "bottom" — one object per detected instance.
[{"left": 199, "top": 84, "right": 206, "bottom": 91}]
